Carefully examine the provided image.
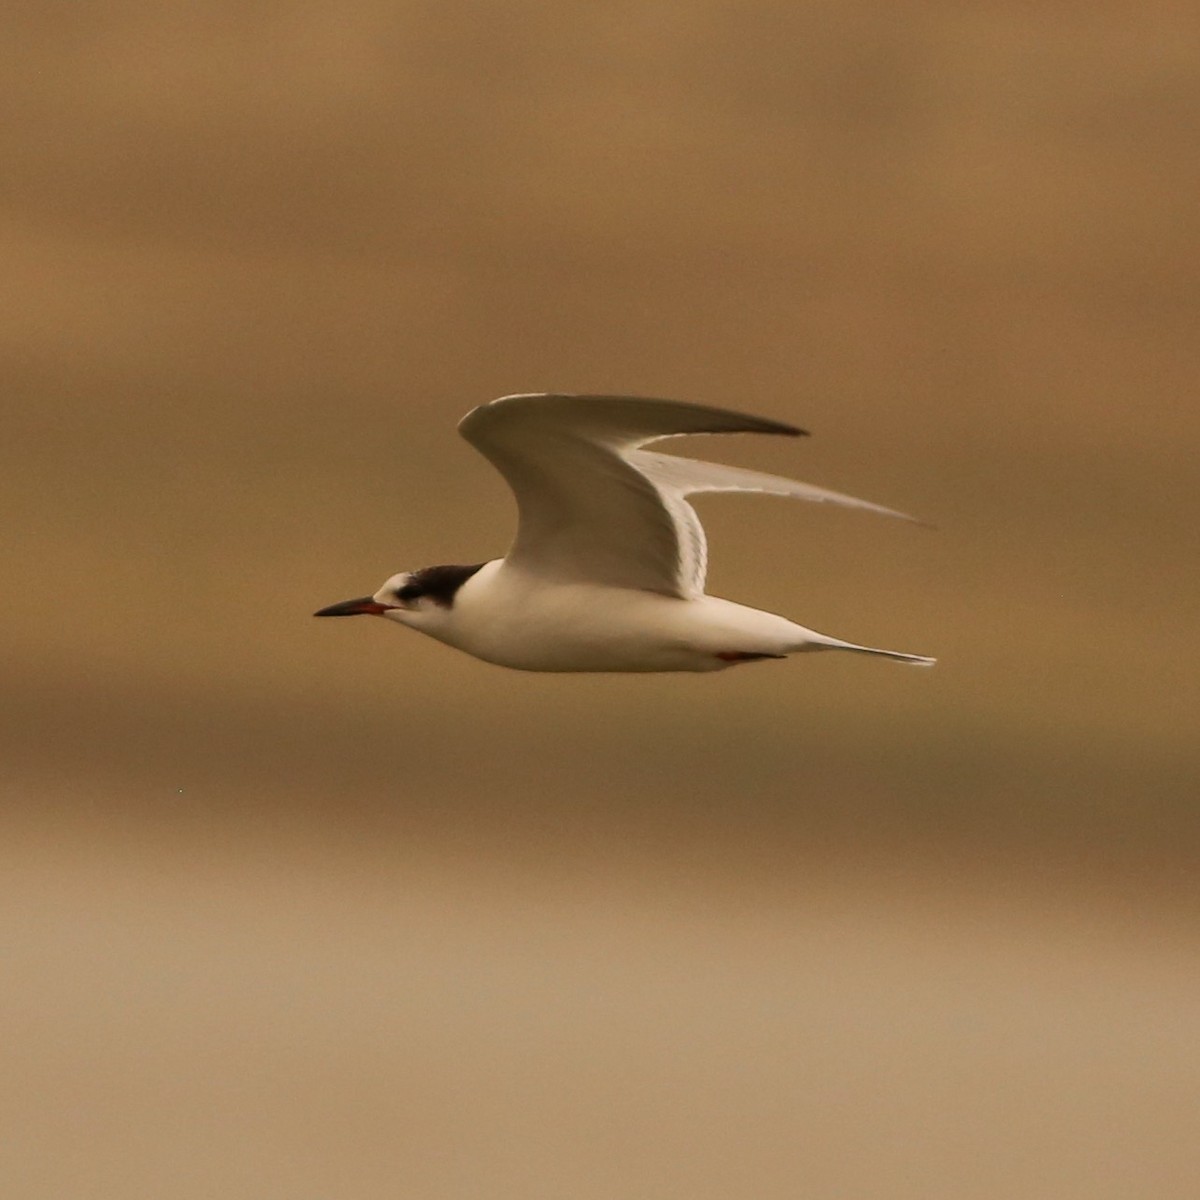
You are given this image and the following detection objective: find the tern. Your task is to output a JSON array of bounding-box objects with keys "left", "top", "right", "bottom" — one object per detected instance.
[{"left": 315, "top": 393, "right": 934, "bottom": 672}]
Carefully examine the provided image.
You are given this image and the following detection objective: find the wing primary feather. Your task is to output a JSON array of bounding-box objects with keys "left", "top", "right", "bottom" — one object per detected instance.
[{"left": 635, "top": 451, "right": 930, "bottom": 525}]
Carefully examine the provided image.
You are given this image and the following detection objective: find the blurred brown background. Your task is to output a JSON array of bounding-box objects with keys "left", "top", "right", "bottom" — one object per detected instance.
[{"left": 3, "top": 4, "right": 1199, "bottom": 1197}]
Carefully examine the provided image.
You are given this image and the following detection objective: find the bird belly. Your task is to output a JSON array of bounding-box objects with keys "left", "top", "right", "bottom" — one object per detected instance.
[{"left": 441, "top": 570, "right": 802, "bottom": 673}]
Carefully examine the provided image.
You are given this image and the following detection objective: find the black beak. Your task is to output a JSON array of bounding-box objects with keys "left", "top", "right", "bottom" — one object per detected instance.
[{"left": 313, "top": 596, "right": 390, "bottom": 617}]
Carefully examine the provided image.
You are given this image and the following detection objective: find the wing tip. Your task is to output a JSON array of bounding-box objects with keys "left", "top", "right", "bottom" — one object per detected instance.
[
  {"left": 862, "top": 503, "right": 936, "bottom": 528},
  {"left": 890, "top": 510, "right": 937, "bottom": 529}
]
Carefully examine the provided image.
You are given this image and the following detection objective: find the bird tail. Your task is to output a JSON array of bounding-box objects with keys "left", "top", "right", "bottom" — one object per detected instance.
[{"left": 796, "top": 632, "right": 936, "bottom": 666}]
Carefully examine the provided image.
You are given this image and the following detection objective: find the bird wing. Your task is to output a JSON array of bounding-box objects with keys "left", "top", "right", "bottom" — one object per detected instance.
[
  {"left": 458, "top": 393, "right": 917, "bottom": 598},
  {"left": 632, "top": 450, "right": 924, "bottom": 593}
]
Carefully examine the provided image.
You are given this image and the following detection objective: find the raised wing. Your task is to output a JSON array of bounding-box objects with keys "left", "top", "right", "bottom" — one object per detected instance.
[
  {"left": 458, "top": 393, "right": 916, "bottom": 597},
  {"left": 632, "top": 451, "right": 924, "bottom": 593},
  {"left": 634, "top": 451, "right": 922, "bottom": 520}
]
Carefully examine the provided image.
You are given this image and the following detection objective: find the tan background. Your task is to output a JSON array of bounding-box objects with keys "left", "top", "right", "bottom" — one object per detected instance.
[{"left": 4, "top": 4, "right": 1199, "bottom": 1197}]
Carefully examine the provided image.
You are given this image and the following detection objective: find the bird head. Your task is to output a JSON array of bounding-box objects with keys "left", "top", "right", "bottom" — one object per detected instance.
[{"left": 314, "top": 564, "right": 485, "bottom": 632}]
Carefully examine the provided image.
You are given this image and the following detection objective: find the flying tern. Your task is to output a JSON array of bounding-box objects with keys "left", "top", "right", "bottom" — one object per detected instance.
[{"left": 315, "top": 393, "right": 934, "bottom": 672}]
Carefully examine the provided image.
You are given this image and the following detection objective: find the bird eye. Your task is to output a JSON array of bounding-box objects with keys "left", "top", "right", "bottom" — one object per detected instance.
[{"left": 394, "top": 584, "right": 420, "bottom": 601}]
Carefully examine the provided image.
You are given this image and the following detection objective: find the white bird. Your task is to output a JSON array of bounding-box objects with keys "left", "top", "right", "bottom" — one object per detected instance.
[{"left": 315, "top": 393, "right": 934, "bottom": 672}]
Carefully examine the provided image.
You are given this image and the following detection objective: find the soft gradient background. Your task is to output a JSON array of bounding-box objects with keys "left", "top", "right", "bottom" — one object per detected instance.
[{"left": 4, "top": 4, "right": 1199, "bottom": 1197}]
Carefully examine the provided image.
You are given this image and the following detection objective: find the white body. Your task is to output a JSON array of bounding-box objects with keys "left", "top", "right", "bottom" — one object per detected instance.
[
  {"left": 319, "top": 393, "right": 935, "bottom": 673},
  {"left": 381, "top": 559, "right": 836, "bottom": 673}
]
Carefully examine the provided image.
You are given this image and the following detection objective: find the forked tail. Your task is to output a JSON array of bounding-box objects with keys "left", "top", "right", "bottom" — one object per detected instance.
[{"left": 797, "top": 633, "right": 936, "bottom": 666}]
